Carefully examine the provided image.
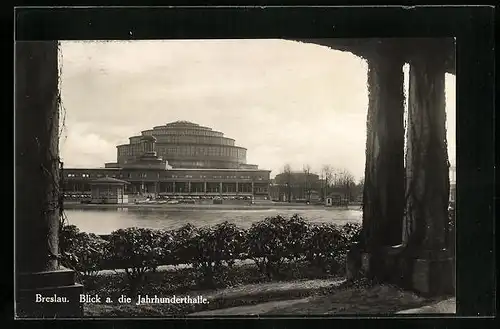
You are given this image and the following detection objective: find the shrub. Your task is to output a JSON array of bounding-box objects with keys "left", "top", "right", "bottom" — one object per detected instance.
[
  {"left": 210, "top": 221, "right": 247, "bottom": 266},
  {"left": 303, "top": 223, "right": 345, "bottom": 274},
  {"left": 158, "top": 229, "right": 176, "bottom": 266},
  {"left": 60, "top": 225, "right": 110, "bottom": 281},
  {"left": 59, "top": 224, "right": 81, "bottom": 263},
  {"left": 189, "top": 221, "right": 247, "bottom": 288},
  {"left": 107, "top": 227, "right": 164, "bottom": 296},
  {"left": 170, "top": 223, "right": 197, "bottom": 266},
  {"left": 247, "top": 215, "right": 309, "bottom": 279},
  {"left": 303, "top": 222, "right": 362, "bottom": 275},
  {"left": 284, "top": 214, "right": 310, "bottom": 261},
  {"left": 341, "top": 222, "right": 363, "bottom": 245}
]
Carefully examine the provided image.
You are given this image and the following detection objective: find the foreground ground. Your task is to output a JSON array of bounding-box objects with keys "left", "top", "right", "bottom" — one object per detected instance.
[{"left": 84, "top": 278, "right": 455, "bottom": 317}]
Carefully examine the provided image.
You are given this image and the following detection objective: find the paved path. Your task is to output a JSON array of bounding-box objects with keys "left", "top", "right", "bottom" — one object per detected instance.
[
  {"left": 190, "top": 298, "right": 313, "bottom": 316},
  {"left": 396, "top": 298, "right": 456, "bottom": 314},
  {"left": 97, "top": 259, "right": 255, "bottom": 275},
  {"left": 189, "top": 283, "right": 455, "bottom": 316},
  {"left": 201, "top": 278, "right": 344, "bottom": 300}
]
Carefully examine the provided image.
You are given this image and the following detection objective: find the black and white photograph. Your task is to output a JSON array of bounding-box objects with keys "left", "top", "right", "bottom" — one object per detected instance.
[{"left": 14, "top": 36, "right": 460, "bottom": 318}]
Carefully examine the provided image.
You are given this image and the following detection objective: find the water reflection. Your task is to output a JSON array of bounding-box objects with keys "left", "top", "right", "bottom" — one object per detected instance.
[{"left": 65, "top": 208, "right": 363, "bottom": 235}]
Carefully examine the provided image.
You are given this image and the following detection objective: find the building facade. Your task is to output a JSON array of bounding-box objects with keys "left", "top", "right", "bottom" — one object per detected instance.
[
  {"left": 64, "top": 121, "right": 271, "bottom": 199},
  {"left": 270, "top": 172, "right": 322, "bottom": 202}
]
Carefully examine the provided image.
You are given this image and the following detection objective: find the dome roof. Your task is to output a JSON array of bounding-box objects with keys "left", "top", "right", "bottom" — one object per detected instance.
[{"left": 166, "top": 121, "right": 200, "bottom": 127}]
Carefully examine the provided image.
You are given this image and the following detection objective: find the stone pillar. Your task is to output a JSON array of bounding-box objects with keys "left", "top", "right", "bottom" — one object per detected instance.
[
  {"left": 188, "top": 182, "right": 191, "bottom": 193},
  {"left": 172, "top": 181, "right": 176, "bottom": 194},
  {"left": 251, "top": 181, "right": 255, "bottom": 196},
  {"left": 203, "top": 182, "right": 207, "bottom": 193},
  {"left": 363, "top": 41, "right": 406, "bottom": 249},
  {"left": 348, "top": 41, "right": 406, "bottom": 283},
  {"left": 15, "top": 41, "right": 83, "bottom": 317},
  {"left": 236, "top": 181, "right": 239, "bottom": 194},
  {"left": 404, "top": 40, "right": 454, "bottom": 295},
  {"left": 219, "top": 182, "right": 223, "bottom": 195}
]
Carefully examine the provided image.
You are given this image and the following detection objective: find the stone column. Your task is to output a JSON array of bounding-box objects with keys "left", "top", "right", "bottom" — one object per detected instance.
[
  {"left": 363, "top": 41, "right": 406, "bottom": 249},
  {"left": 404, "top": 39, "right": 454, "bottom": 295},
  {"left": 251, "top": 182, "right": 255, "bottom": 196},
  {"left": 219, "top": 182, "right": 223, "bottom": 195},
  {"left": 347, "top": 40, "right": 406, "bottom": 283},
  {"left": 172, "top": 181, "right": 176, "bottom": 194},
  {"left": 15, "top": 41, "right": 83, "bottom": 317},
  {"left": 236, "top": 181, "right": 239, "bottom": 194},
  {"left": 188, "top": 181, "right": 191, "bottom": 193},
  {"left": 203, "top": 182, "right": 207, "bottom": 193}
]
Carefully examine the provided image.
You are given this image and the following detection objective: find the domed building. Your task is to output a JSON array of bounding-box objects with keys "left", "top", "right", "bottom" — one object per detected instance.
[
  {"left": 63, "top": 121, "right": 271, "bottom": 201},
  {"left": 111, "top": 121, "right": 258, "bottom": 170}
]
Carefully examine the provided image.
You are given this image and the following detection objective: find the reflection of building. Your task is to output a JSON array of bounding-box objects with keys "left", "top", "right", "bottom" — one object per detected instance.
[
  {"left": 64, "top": 121, "right": 271, "bottom": 199},
  {"left": 270, "top": 172, "right": 321, "bottom": 202}
]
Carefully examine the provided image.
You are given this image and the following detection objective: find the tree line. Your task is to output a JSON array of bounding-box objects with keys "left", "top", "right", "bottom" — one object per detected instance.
[{"left": 276, "top": 164, "right": 364, "bottom": 202}]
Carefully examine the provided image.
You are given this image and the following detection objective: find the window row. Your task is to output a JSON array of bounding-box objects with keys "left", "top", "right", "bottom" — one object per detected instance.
[
  {"left": 119, "top": 145, "right": 246, "bottom": 159},
  {"left": 158, "top": 146, "right": 245, "bottom": 158},
  {"left": 67, "top": 172, "right": 267, "bottom": 180},
  {"left": 148, "top": 128, "right": 224, "bottom": 137},
  {"left": 154, "top": 136, "right": 234, "bottom": 146}
]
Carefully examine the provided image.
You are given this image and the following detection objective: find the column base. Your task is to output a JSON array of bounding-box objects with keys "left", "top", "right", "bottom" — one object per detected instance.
[
  {"left": 412, "top": 249, "right": 455, "bottom": 296},
  {"left": 346, "top": 242, "right": 364, "bottom": 280},
  {"left": 16, "top": 267, "right": 84, "bottom": 318},
  {"left": 363, "top": 245, "right": 408, "bottom": 284},
  {"left": 347, "top": 245, "right": 455, "bottom": 297}
]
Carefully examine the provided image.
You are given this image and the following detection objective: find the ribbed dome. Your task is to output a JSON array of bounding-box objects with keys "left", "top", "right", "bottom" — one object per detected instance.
[
  {"left": 167, "top": 121, "right": 199, "bottom": 127},
  {"left": 117, "top": 121, "right": 249, "bottom": 169}
]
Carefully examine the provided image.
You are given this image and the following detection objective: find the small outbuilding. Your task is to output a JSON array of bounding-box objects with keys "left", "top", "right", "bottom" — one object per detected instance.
[
  {"left": 325, "top": 192, "right": 344, "bottom": 207},
  {"left": 89, "top": 177, "right": 130, "bottom": 204}
]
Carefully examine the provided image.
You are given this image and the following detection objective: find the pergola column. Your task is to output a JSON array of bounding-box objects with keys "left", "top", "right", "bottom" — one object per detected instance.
[
  {"left": 404, "top": 39, "right": 454, "bottom": 295},
  {"left": 362, "top": 42, "right": 406, "bottom": 249},
  {"left": 15, "top": 41, "right": 83, "bottom": 317},
  {"left": 346, "top": 41, "right": 407, "bottom": 283}
]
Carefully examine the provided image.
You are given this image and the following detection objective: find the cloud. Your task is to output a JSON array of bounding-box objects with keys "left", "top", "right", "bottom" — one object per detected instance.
[
  {"left": 60, "top": 123, "right": 116, "bottom": 167},
  {"left": 59, "top": 39, "right": 456, "bottom": 179}
]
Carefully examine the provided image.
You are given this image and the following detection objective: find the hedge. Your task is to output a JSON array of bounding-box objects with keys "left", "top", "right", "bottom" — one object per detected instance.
[{"left": 60, "top": 215, "right": 362, "bottom": 292}]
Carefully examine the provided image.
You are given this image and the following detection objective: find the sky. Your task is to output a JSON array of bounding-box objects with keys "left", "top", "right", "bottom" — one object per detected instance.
[{"left": 59, "top": 39, "right": 456, "bottom": 180}]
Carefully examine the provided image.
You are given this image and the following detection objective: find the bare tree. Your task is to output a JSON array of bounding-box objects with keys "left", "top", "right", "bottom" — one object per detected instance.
[
  {"left": 337, "top": 169, "right": 356, "bottom": 203},
  {"left": 283, "top": 164, "right": 292, "bottom": 203},
  {"left": 302, "top": 164, "right": 312, "bottom": 201},
  {"left": 321, "top": 165, "right": 333, "bottom": 200}
]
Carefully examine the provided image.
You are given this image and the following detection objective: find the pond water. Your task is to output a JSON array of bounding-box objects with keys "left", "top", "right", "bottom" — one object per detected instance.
[{"left": 64, "top": 207, "right": 363, "bottom": 234}]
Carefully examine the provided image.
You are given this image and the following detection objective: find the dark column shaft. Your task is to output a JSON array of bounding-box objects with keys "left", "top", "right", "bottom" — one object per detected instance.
[
  {"left": 15, "top": 41, "right": 61, "bottom": 273},
  {"left": 404, "top": 40, "right": 450, "bottom": 251},
  {"left": 363, "top": 43, "right": 405, "bottom": 248}
]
